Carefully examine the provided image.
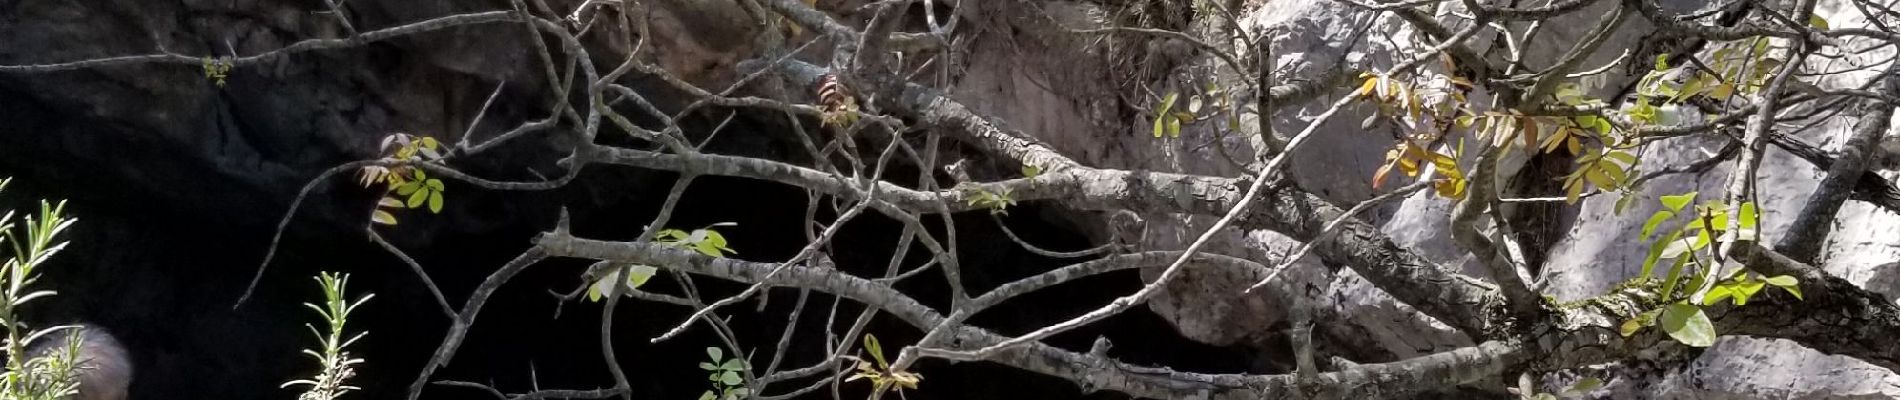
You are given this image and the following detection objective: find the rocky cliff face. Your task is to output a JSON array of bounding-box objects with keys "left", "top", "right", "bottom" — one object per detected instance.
[{"left": 959, "top": 0, "right": 1900, "bottom": 397}]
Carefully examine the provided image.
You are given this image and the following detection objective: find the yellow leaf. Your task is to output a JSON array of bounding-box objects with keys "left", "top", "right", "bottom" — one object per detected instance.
[
  {"left": 1401, "top": 141, "right": 1434, "bottom": 159},
  {"left": 1601, "top": 162, "right": 1628, "bottom": 187},
  {"left": 1620, "top": 318, "right": 1643, "bottom": 337},
  {"left": 1372, "top": 161, "right": 1398, "bottom": 189},
  {"left": 1434, "top": 180, "right": 1459, "bottom": 197},
  {"left": 1711, "top": 83, "right": 1735, "bottom": 99},
  {"left": 1567, "top": 136, "right": 1583, "bottom": 156},
  {"left": 1408, "top": 91, "right": 1423, "bottom": 118},
  {"left": 1357, "top": 76, "right": 1379, "bottom": 98},
  {"left": 1585, "top": 166, "right": 1615, "bottom": 189},
  {"left": 1566, "top": 178, "right": 1586, "bottom": 203},
  {"left": 1605, "top": 150, "right": 1638, "bottom": 165},
  {"left": 1542, "top": 127, "right": 1569, "bottom": 154},
  {"left": 1430, "top": 152, "right": 1459, "bottom": 172},
  {"left": 1377, "top": 75, "right": 1394, "bottom": 100},
  {"left": 1434, "top": 177, "right": 1468, "bottom": 198},
  {"left": 1675, "top": 76, "right": 1707, "bottom": 103}
]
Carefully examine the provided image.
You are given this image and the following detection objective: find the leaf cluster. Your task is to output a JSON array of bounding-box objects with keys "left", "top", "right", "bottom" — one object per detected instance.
[
  {"left": 697, "top": 347, "right": 752, "bottom": 400},
  {"left": 359, "top": 133, "right": 449, "bottom": 226},
  {"left": 1150, "top": 83, "right": 1247, "bottom": 138},
  {"left": 586, "top": 223, "right": 737, "bottom": 302},
  {"left": 202, "top": 56, "right": 232, "bottom": 87},
  {"left": 963, "top": 187, "right": 1017, "bottom": 215},
  {"left": 845, "top": 334, "right": 921, "bottom": 400},
  {"left": 1619, "top": 192, "right": 1799, "bottom": 347}
]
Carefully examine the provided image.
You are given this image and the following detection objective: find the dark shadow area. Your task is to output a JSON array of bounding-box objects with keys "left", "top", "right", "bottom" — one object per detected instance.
[{"left": 0, "top": 113, "right": 1253, "bottom": 400}]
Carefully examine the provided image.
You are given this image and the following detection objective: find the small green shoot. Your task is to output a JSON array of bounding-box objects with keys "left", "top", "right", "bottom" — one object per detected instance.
[{"left": 282, "top": 272, "right": 374, "bottom": 400}]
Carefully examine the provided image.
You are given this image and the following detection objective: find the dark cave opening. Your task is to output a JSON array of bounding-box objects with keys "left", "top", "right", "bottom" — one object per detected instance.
[
  {"left": 0, "top": 158, "right": 1259, "bottom": 399},
  {"left": 0, "top": 44, "right": 1255, "bottom": 400}
]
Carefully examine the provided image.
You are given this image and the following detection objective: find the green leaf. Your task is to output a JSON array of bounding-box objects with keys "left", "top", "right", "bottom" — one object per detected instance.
[
  {"left": 625, "top": 265, "right": 657, "bottom": 289},
  {"left": 406, "top": 188, "right": 430, "bottom": 208},
  {"left": 707, "top": 347, "right": 724, "bottom": 362},
  {"left": 1703, "top": 285, "right": 1734, "bottom": 306},
  {"left": 426, "top": 178, "right": 445, "bottom": 191},
  {"left": 1660, "top": 237, "right": 1695, "bottom": 260},
  {"left": 395, "top": 182, "right": 422, "bottom": 196},
  {"left": 699, "top": 391, "right": 717, "bottom": 400},
  {"left": 720, "top": 371, "right": 743, "bottom": 385},
  {"left": 694, "top": 241, "right": 724, "bottom": 257},
  {"left": 1021, "top": 165, "right": 1042, "bottom": 178},
  {"left": 371, "top": 210, "right": 398, "bottom": 226},
  {"left": 1642, "top": 210, "right": 1676, "bottom": 239},
  {"left": 1675, "top": 76, "right": 1707, "bottom": 103},
  {"left": 721, "top": 357, "right": 745, "bottom": 371},
  {"left": 1732, "top": 279, "right": 1765, "bottom": 305},
  {"left": 1810, "top": 15, "right": 1830, "bottom": 30},
  {"left": 1764, "top": 275, "right": 1798, "bottom": 286},
  {"left": 1622, "top": 308, "right": 1662, "bottom": 337},
  {"left": 864, "top": 334, "right": 887, "bottom": 369},
  {"left": 1657, "top": 249, "right": 1691, "bottom": 299},
  {"left": 1661, "top": 192, "right": 1697, "bottom": 212},
  {"left": 1168, "top": 115, "right": 1183, "bottom": 138},
  {"left": 658, "top": 229, "right": 687, "bottom": 242},
  {"left": 1563, "top": 377, "right": 1605, "bottom": 396},
  {"left": 1152, "top": 93, "right": 1178, "bottom": 138},
  {"left": 1706, "top": 206, "right": 1730, "bottom": 231},
  {"left": 1765, "top": 275, "right": 1803, "bottom": 300},
  {"left": 704, "top": 230, "right": 730, "bottom": 251},
  {"left": 414, "top": 169, "right": 428, "bottom": 181},
  {"left": 1780, "top": 284, "right": 1805, "bottom": 300},
  {"left": 699, "top": 362, "right": 719, "bottom": 371},
  {"left": 1605, "top": 150, "right": 1637, "bottom": 165},
  {"left": 587, "top": 269, "right": 615, "bottom": 302},
  {"left": 1660, "top": 302, "right": 1716, "bottom": 347},
  {"left": 427, "top": 191, "right": 444, "bottom": 213},
  {"left": 1738, "top": 202, "right": 1758, "bottom": 229}
]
